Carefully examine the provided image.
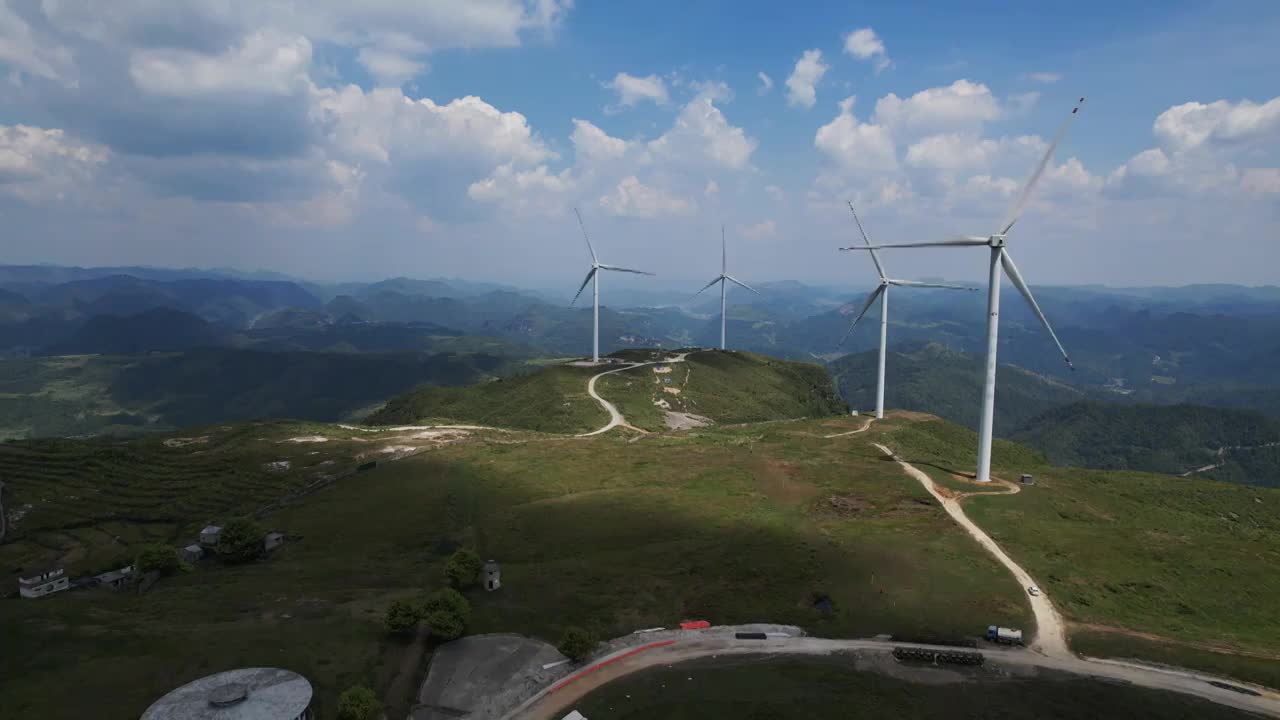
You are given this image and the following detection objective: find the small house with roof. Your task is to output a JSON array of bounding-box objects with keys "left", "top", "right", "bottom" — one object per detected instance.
[
  {"left": 94, "top": 564, "right": 135, "bottom": 591},
  {"left": 199, "top": 525, "right": 222, "bottom": 547},
  {"left": 179, "top": 544, "right": 204, "bottom": 563},
  {"left": 19, "top": 567, "right": 69, "bottom": 599},
  {"left": 264, "top": 531, "right": 285, "bottom": 553}
]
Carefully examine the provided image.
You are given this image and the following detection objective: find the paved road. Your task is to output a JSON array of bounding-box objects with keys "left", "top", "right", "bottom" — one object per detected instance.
[
  {"left": 512, "top": 634, "right": 1280, "bottom": 720},
  {"left": 578, "top": 353, "right": 690, "bottom": 437},
  {"left": 873, "top": 441, "right": 1071, "bottom": 659}
]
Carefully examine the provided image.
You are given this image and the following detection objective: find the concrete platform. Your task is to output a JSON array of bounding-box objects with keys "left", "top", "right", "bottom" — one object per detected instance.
[{"left": 412, "top": 634, "right": 565, "bottom": 720}]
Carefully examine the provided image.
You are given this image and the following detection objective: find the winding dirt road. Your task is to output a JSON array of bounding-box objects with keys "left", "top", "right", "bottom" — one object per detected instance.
[
  {"left": 578, "top": 353, "right": 690, "bottom": 437},
  {"left": 873, "top": 442, "right": 1071, "bottom": 659}
]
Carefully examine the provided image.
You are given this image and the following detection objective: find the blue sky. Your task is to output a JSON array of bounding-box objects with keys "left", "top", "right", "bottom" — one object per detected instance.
[{"left": 1, "top": 0, "right": 1277, "bottom": 289}]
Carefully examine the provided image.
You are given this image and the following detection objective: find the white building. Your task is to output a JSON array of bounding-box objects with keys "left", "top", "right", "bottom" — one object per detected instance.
[
  {"left": 199, "top": 525, "right": 222, "bottom": 547},
  {"left": 19, "top": 567, "right": 69, "bottom": 599},
  {"left": 483, "top": 560, "right": 501, "bottom": 592}
]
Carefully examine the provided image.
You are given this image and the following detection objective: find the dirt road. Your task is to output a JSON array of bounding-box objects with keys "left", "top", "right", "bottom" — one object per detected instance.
[
  {"left": 579, "top": 353, "right": 691, "bottom": 437},
  {"left": 511, "top": 633, "right": 1280, "bottom": 720},
  {"left": 873, "top": 441, "right": 1071, "bottom": 659}
]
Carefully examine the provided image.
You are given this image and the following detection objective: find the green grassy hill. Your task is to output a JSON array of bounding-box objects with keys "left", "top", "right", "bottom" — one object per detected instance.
[
  {"left": 1011, "top": 402, "right": 1280, "bottom": 487},
  {"left": 828, "top": 344, "right": 1084, "bottom": 435},
  {"left": 3, "top": 404, "right": 1278, "bottom": 717}
]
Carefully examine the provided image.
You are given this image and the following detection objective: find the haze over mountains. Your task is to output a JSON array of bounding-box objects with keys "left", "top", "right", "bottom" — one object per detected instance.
[{"left": 2, "top": 262, "right": 1279, "bottom": 486}]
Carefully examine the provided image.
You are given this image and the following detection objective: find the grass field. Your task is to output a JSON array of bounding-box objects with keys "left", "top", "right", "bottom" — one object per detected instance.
[
  {"left": 2, "top": 415, "right": 1030, "bottom": 719},
  {"left": 573, "top": 654, "right": 1261, "bottom": 719},
  {"left": 869, "top": 416, "right": 1280, "bottom": 687},
  {"left": 368, "top": 364, "right": 606, "bottom": 433}
]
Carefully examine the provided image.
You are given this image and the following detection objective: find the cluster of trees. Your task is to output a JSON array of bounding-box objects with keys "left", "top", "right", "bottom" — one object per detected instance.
[{"left": 383, "top": 549, "right": 484, "bottom": 640}]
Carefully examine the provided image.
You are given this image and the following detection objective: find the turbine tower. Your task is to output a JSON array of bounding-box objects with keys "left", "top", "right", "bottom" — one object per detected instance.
[
  {"left": 837, "top": 202, "right": 977, "bottom": 419},
  {"left": 570, "top": 208, "right": 655, "bottom": 363},
  {"left": 847, "top": 98, "right": 1084, "bottom": 480},
  {"left": 693, "top": 225, "right": 758, "bottom": 350}
]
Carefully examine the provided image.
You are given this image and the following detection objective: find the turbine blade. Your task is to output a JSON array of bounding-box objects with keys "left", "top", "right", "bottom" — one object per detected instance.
[
  {"left": 1000, "top": 249, "right": 1073, "bottom": 369},
  {"left": 887, "top": 279, "right": 979, "bottom": 291},
  {"left": 573, "top": 207, "right": 598, "bottom": 264},
  {"left": 998, "top": 97, "right": 1085, "bottom": 236},
  {"left": 847, "top": 201, "right": 886, "bottom": 280},
  {"left": 598, "top": 264, "right": 656, "bottom": 276},
  {"left": 570, "top": 267, "right": 596, "bottom": 306},
  {"left": 840, "top": 237, "right": 989, "bottom": 250},
  {"left": 693, "top": 276, "right": 722, "bottom": 297},
  {"left": 726, "top": 275, "right": 759, "bottom": 294},
  {"left": 722, "top": 225, "right": 727, "bottom": 274},
  {"left": 837, "top": 285, "right": 885, "bottom": 347}
]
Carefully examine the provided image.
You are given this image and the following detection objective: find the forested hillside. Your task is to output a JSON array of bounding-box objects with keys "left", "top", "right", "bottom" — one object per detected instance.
[{"left": 1012, "top": 402, "right": 1280, "bottom": 487}]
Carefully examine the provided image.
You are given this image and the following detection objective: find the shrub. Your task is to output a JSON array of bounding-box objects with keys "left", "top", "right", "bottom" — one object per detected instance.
[
  {"left": 336, "top": 685, "right": 381, "bottom": 720},
  {"left": 384, "top": 599, "right": 421, "bottom": 637},
  {"left": 444, "top": 549, "right": 483, "bottom": 589},
  {"left": 423, "top": 587, "right": 471, "bottom": 624},
  {"left": 217, "top": 517, "right": 264, "bottom": 563},
  {"left": 135, "top": 544, "right": 179, "bottom": 575},
  {"left": 558, "top": 626, "right": 596, "bottom": 662},
  {"left": 425, "top": 609, "right": 465, "bottom": 640}
]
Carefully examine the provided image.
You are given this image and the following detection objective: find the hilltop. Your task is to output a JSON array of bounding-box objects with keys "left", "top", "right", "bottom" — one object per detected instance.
[
  {"left": 368, "top": 349, "right": 846, "bottom": 433},
  {"left": 3, "top": 397, "right": 1278, "bottom": 717}
]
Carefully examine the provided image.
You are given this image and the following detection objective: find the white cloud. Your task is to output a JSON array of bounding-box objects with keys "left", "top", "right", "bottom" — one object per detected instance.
[
  {"left": 785, "top": 49, "right": 828, "bottom": 109},
  {"left": 467, "top": 163, "right": 574, "bottom": 214},
  {"left": 873, "top": 79, "right": 1002, "bottom": 134},
  {"left": 756, "top": 71, "right": 773, "bottom": 95},
  {"left": 1026, "top": 72, "right": 1061, "bottom": 84},
  {"left": 607, "top": 72, "right": 669, "bottom": 108},
  {"left": 843, "top": 27, "right": 890, "bottom": 72},
  {"left": 814, "top": 97, "right": 897, "bottom": 171},
  {"left": 648, "top": 95, "right": 757, "bottom": 170},
  {"left": 0, "top": 2, "right": 76, "bottom": 84},
  {"left": 1152, "top": 97, "right": 1280, "bottom": 152},
  {"left": 741, "top": 219, "right": 776, "bottom": 239},
  {"left": 905, "top": 133, "right": 1044, "bottom": 171},
  {"left": 704, "top": 179, "right": 719, "bottom": 196},
  {"left": 129, "top": 31, "right": 312, "bottom": 97},
  {"left": 0, "top": 124, "right": 108, "bottom": 202},
  {"left": 599, "top": 176, "right": 695, "bottom": 217},
  {"left": 570, "top": 119, "right": 629, "bottom": 162},
  {"left": 356, "top": 33, "right": 430, "bottom": 86}
]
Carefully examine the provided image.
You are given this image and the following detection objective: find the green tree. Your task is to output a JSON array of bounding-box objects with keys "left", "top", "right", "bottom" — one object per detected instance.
[
  {"left": 216, "top": 516, "right": 264, "bottom": 563},
  {"left": 134, "top": 544, "right": 180, "bottom": 575},
  {"left": 425, "top": 609, "right": 465, "bottom": 640},
  {"left": 558, "top": 626, "right": 596, "bottom": 662},
  {"left": 336, "top": 684, "right": 381, "bottom": 720},
  {"left": 384, "top": 599, "right": 422, "bottom": 637},
  {"left": 423, "top": 587, "right": 471, "bottom": 624},
  {"left": 444, "top": 549, "right": 483, "bottom": 589}
]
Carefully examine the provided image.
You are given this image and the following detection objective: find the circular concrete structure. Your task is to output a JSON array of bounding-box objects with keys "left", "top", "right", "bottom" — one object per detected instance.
[{"left": 140, "top": 668, "right": 311, "bottom": 720}]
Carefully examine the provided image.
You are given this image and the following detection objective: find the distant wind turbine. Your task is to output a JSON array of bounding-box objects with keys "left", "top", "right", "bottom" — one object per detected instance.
[
  {"left": 570, "top": 208, "right": 655, "bottom": 363},
  {"left": 693, "top": 226, "right": 758, "bottom": 350},
  {"left": 846, "top": 98, "right": 1084, "bottom": 481},
  {"left": 837, "top": 202, "right": 977, "bottom": 419}
]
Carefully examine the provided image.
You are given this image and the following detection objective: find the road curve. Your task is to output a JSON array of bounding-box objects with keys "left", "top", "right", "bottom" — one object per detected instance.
[
  {"left": 578, "top": 353, "right": 691, "bottom": 437},
  {"left": 873, "top": 441, "right": 1071, "bottom": 659},
  {"left": 509, "top": 633, "right": 1280, "bottom": 720}
]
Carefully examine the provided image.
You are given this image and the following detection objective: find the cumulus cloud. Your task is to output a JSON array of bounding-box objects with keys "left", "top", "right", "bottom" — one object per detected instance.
[
  {"left": 843, "top": 27, "right": 890, "bottom": 72},
  {"left": 814, "top": 97, "right": 897, "bottom": 171},
  {"left": 1152, "top": 97, "right": 1280, "bottom": 152},
  {"left": 129, "top": 31, "right": 312, "bottom": 97},
  {"left": 607, "top": 71, "right": 669, "bottom": 108},
  {"left": 0, "top": 124, "right": 108, "bottom": 202},
  {"left": 785, "top": 49, "right": 828, "bottom": 109},
  {"left": 873, "top": 79, "right": 1002, "bottom": 134},
  {"left": 756, "top": 71, "right": 773, "bottom": 95},
  {"left": 599, "top": 176, "right": 695, "bottom": 217},
  {"left": 0, "top": 2, "right": 76, "bottom": 84},
  {"left": 648, "top": 95, "right": 757, "bottom": 170},
  {"left": 570, "top": 119, "right": 629, "bottom": 162}
]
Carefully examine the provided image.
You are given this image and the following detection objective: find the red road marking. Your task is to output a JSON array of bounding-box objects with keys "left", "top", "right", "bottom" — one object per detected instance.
[{"left": 548, "top": 640, "right": 677, "bottom": 694}]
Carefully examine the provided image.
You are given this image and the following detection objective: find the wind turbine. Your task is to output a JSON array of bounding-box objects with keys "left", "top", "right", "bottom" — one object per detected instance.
[
  {"left": 837, "top": 202, "right": 977, "bottom": 420},
  {"left": 570, "top": 208, "right": 655, "bottom": 363},
  {"left": 845, "top": 98, "right": 1084, "bottom": 481},
  {"left": 693, "top": 225, "right": 758, "bottom": 350}
]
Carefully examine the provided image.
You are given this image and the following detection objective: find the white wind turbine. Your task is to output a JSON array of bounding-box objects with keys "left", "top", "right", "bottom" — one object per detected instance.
[
  {"left": 846, "top": 98, "right": 1084, "bottom": 481},
  {"left": 837, "top": 202, "right": 977, "bottom": 420},
  {"left": 693, "top": 225, "right": 758, "bottom": 350},
  {"left": 570, "top": 208, "right": 655, "bottom": 363}
]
